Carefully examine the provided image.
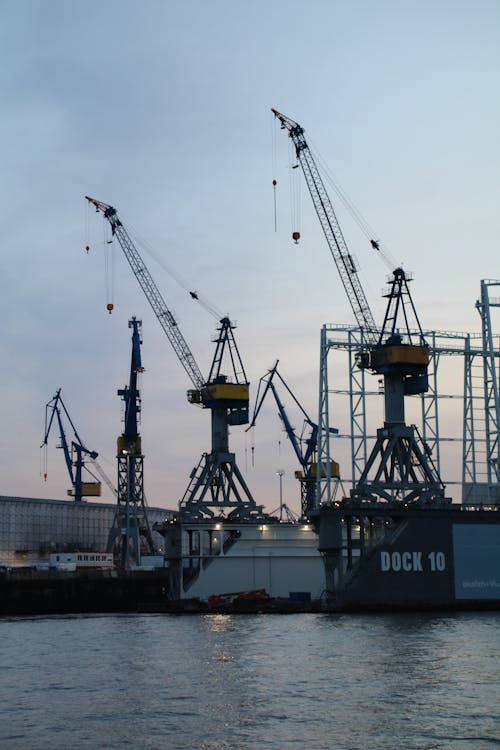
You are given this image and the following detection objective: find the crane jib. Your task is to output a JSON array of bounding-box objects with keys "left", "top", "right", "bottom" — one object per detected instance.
[
  {"left": 87, "top": 197, "right": 206, "bottom": 392},
  {"left": 272, "top": 110, "right": 378, "bottom": 343}
]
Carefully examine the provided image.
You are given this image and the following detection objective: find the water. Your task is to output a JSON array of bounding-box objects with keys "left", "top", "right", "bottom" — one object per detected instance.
[{"left": 0, "top": 612, "right": 498, "bottom": 750}]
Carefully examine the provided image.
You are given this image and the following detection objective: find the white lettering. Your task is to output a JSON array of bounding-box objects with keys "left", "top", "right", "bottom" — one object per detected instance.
[
  {"left": 428, "top": 551, "right": 447, "bottom": 571},
  {"left": 412, "top": 551, "right": 423, "bottom": 571},
  {"left": 391, "top": 552, "right": 401, "bottom": 571},
  {"left": 381, "top": 551, "right": 391, "bottom": 571},
  {"left": 402, "top": 552, "right": 412, "bottom": 571},
  {"left": 380, "top": 550, "right": 445, "bottom": 572},
  {"left": 435, "top": 551, "right": 446, "bottom": 571}
]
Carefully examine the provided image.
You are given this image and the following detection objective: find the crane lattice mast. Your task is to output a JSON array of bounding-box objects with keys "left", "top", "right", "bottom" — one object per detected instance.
[{"left": 107, "top": 317, "right": 156, "bottom": 568}]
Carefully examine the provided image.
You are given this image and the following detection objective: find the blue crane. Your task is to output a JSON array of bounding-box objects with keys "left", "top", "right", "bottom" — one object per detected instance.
[
  {"left": 118, "top": 316, "right": 143, "bottom": 447},
  {"left": 41, "top": 389, "right": 101, "bottom": 503},
  {"left": 107, "top": 317, "right": 156, "bottom": 568},
  {"left": 248, "top": 362, "right": 338, "bottom": 519}
]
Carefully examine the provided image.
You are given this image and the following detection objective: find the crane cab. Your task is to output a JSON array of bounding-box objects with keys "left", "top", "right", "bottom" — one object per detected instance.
[
  {"left": 201, "top": 377, "right": 250, "bottom": 425},
  {"left": 370, "top": 341, "right": 430, "bottom": 396},
  {"left": 370, "top": 344, "right": 429, "bottom": 371},
  {"left": 187, "top": 389, "right": 202, "bottom": 405},
  {"left": 307, "top": 461, "right": 340, "bottom": 479},
  {"left": 67, "top": 481, "right": 102, "bottom": 498}
]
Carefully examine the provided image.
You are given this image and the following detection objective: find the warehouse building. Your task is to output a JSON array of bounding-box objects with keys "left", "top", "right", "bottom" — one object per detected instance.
[{"left": 0, "top": 495, "right": 172, "bottom": 566}]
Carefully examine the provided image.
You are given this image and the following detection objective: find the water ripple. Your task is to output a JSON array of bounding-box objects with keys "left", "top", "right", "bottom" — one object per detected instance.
[{"left": 0, "top": 612, "right": 499, "bottom": 749}]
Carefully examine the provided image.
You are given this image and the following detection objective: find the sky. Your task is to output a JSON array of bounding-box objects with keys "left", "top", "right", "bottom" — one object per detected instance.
[{"left": 1, "top": 0, "right": 499, "bottom": 514}]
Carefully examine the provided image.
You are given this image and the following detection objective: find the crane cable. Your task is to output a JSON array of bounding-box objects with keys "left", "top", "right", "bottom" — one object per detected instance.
[
  {"left": 103, "top": 221, "right": 115, "bottom": 313},
  {"left": 271, "top": 115, "right": 278, "bottom": 232},
  {"left": 308, "top": 138, "right": 399, "bottom": 272},
  {"left": 121, "top": 222, "right": 224, "bottom": 321},
  {"left": 85, "top": 201, "right": 114, "bottom": 313},
  {"left": 85, "top": 204, "right": 224, "bottom": 321},
  {"left": 288, "top": 139, "right": 302, "bottom": 243},
  {"left": 40, "top": 443, "right": 48, "bottom": 482}
]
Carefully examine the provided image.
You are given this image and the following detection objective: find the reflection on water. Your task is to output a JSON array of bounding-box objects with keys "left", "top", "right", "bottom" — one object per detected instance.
[
  {"left": 0, "top": 612, "right": 498, "bottom": 749},
  {"left": 204, "top": 613, "right": 237, "bottom": 633}
]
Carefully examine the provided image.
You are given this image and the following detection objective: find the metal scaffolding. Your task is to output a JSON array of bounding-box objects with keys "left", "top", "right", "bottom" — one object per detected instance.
[
  {"left": 0, "top": 496, "right": 170, "bottom": 567},
  {"left": 462, "top": 280, "right": 500, "bottom": 503},
  {"left": 317, "top": 305, "right": 499, "bottom": 505}
]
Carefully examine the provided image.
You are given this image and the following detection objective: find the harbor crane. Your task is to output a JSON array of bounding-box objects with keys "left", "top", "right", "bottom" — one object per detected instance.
[
  {"left": 107, "top": 317, "right": 156, "bottom": 568},
  {"left": 41, "top": 389, "right": 102, "bottom": 503},
  {"left": 86, "top": 196, "right": 264, "bottom": 521},
  {"left": 273, "top": 109, "right": 448, "bottom": 505},
  {"left": 248, "top": 361, "right": 339, "bottom": 519}
]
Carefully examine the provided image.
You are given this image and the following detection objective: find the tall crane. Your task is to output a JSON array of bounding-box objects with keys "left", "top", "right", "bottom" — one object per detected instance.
[
  {"left": 273, "top": 110, "right": 448, "bottom": 505},
  {"left": 86, "top": 196, "right": 264, "bottom": 521},
  {"left": 107, "top": 317, "right": 156, "bottom": 568},
  {"left": 41, "top": 389, "right": 102, "bottom": 502},
  {"left": 248, "top": 361, "right": 339, "bottom": 519}
]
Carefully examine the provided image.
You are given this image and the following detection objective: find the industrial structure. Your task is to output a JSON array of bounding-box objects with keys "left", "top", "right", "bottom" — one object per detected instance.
[
  {"left": 86, "top": 196, "right": 265, "bottom": 523},
  {"left": 2, "top": 123, "right": 498, "bottom": 611},
  {"left": 271, "top": 108, "right": 499, "bottom": 611},
  {"left": 272, "top": 107, "right": 500, "bottom": 509},
  {"left": 106, "top": 317, "right": 156, "bottom": 568},
  {"left": 0, "top": 495, "right": 169, "bottom": 568},
  {"left": 317, "top": 311, "right": 500, "bottom": 507},
  {"left": 349, "top": 267, "right": 447, "bottom": 505},
  {"left": 248, "top": 361, "right": 338, "bottom": 519},
  {"left": 41, "top": 389, "right": 103, "bottom": 502},
  {"left": 273, "top": 108, "right": 448, "bottom": 507}
]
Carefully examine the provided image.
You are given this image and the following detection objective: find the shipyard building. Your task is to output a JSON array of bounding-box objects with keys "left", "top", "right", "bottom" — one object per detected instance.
[{"left": 0, "top": 495, "right": 172, "bottom": 567}]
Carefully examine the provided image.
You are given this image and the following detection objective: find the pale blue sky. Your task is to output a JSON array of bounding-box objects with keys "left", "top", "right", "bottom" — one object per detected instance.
[{"left": 2, "top": 0, "right": 498, "bottom": 511}]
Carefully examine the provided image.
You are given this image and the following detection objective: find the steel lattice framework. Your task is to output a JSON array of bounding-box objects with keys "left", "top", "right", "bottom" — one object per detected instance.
[
  {"left": 462, "top": 280, "right": 500, "bottom": 503},
  {"left": 316, "top": 315, "right": 499, "bottom": 505}
]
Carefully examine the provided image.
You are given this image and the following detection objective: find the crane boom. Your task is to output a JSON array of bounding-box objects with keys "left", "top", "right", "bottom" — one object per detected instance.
[
  {"left": 41, "top": 389, "right": 102, "bottom": 502},
  {"left": 249, "top": 362, "right": 307, "bottom": 469},
  {"left": 272, "top": 109, "right": 378, "bottom": 343},
  {"left": 85, "top": 196, "right": 205, "bottom": 391}
]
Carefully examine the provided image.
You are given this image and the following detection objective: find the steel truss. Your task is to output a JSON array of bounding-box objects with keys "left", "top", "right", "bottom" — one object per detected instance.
[
  {"left": 317, "top": 320, "right": 498, "bottom": 505},
  {"left": 463, "top": 280, "right": 500, "bottom": 503}
]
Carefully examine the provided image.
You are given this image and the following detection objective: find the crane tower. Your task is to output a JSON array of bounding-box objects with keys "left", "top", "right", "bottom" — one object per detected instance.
[
  {"left": 248, "top": 361, "right": 339, "bottom": 519},
  {"left": 41, "top": 389, "right": 102, "bottom": 502},
  {"left": 107, "top": 317, "right": 156, "bottom": 568},
  {"left": 86, "top": 197, "right": 265, "bottom": 521},
  {"left": 273, "top": 109, "right": 449, "bottom": 505}
]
